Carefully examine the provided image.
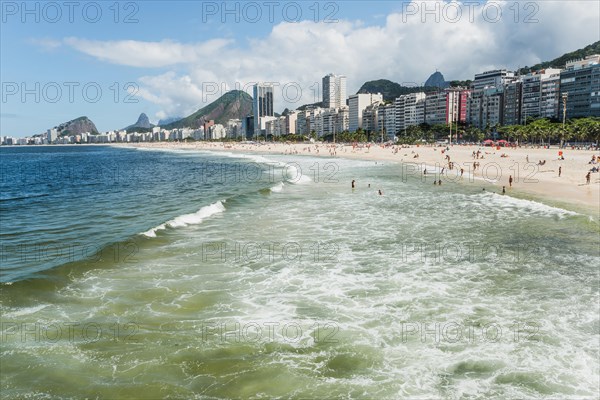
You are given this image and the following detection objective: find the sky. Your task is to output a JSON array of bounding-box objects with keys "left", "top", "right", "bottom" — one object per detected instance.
[{"left": 1, "top": 0, "right": 599, "bottom": 137}]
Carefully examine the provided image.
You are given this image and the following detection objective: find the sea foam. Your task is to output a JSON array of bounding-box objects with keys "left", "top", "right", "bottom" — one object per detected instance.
[
  {"left": 141, "top": 201, "right": 226, "bottom": 237},
  {"left": 475, "top": 191, "right": 578, "bottom": 218},
  {"left": 270, "top": 182, "right": 284, "bottom": 192}
]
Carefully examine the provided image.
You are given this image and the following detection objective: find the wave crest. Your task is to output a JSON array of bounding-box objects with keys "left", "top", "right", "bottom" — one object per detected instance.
[{"left": 141, "top": 201, "right": 226, "bottom": 238}]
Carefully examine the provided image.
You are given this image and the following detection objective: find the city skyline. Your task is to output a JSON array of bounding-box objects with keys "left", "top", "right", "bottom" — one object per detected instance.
[
  {"left": 1, "top": 1, "right": 598, "bottom": 137},
  {"left": 3, "top": 52, "right": 600, "bottom": 145}
]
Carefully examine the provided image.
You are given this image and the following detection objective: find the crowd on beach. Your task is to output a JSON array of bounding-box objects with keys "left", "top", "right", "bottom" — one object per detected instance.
[
  {"left": 125, "top": 140, "right": 600, "bottom": 210},
  {"left": 225, "top": 141, "right": 599, "bottom": 186}
]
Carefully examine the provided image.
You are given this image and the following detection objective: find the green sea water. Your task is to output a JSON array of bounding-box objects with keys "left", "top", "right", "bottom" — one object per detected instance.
[{"left": 1, "top": 147, "right": 598, "bottom": 399}]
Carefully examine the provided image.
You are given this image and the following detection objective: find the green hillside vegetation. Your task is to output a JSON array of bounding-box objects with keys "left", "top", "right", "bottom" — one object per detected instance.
[
  {"left": 357, "top": 79, "right": 442, "bottom": 102},
  {"left": 56, "top": 116, "right": 99, "bottom": 136},
  {"left": 518, "top": 41, "right": 600, "bottom": 74},
  {"left": 162, "top": 90, "right": 253, "bottom": 129}
]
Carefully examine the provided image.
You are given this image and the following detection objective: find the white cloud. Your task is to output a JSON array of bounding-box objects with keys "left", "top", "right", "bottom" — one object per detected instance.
[
  {"left": 63, "top": 37, "right": 233, "bottom": 68},
  {"left": 59, "top": 0, "right": 598, "bottom": 117},
  {"left": 136, "top": 71, "right": 207, "bottom": 116},
  {"left": 28, "top": 38, "right": 62, "bottom": 51}
]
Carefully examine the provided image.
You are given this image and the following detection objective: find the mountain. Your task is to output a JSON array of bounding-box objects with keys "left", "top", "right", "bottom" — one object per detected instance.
[
  {"left": 124, "top": 113, "right": 154, "bottom": 131},
  {"left": 518, "top": 40, "right": 600, "bottom": 74},
  {"left": 424, "top": 71, "right": 449, "bottom": 89},
  {"left": 162, "top": 90, "right": 253, "bottom": 129},
  {"left": 357, "top": 79, "right": 442, "bottom": 102},
  {"left": 158, "top": 116, "right": 183, "bottom": 126},
  {"left": 55, "top": 116, "right": 98, "bottom": 136}
]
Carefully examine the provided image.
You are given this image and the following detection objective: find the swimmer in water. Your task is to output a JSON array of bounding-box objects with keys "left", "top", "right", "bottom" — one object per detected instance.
[{"left": 352, "top": 180, "right": 355, "bottom": 189}]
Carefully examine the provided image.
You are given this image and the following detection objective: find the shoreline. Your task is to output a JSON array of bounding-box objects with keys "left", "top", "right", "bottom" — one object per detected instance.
[{"left": 111, "top": 141, "right": 600, "bottom": 218}]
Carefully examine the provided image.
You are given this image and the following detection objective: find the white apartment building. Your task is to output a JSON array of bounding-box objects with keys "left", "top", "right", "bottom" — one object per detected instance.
[
  {"left": 337, "top": 106, "right": 349, "bottom": 133},
  {"left": 315, "top": 108, "right": 341, "bottom": 137},
  {"left": 395, "top": 92, "right": 426, "bottom": 132},
  {"left": 540, "top": 73, "right": 561, "bottom": 119},
  {"left": 284, "top": 111, "right": 297, "bottom": 135},
  {"left": 471, "top": 70, "right": 516, "bottom": 91},
  {"left": 294, "top": 106, "right": 349, "bottom": 137},
  {"left": 376, "top": 103, "right": 397, "bottom": 139},
  {"left": 226, "top": 119, "right": 243, "bottom": 139},
  {"left": 467, "top": 69, "right": 517, "bottom": 129},
  {"left": 348, "top": 93, "right": 383, "bottom": 132},
  {"left": 46, "top": 128, "right": 57, "bottom": 144},
  {"left": 208, "top": 124, "right": 226, "bottom": 140},
  {"left": 362, "top": 101, "right": 384, "bottom": 134},
  {"left": 521, "top": 68, "right": 562, "bottom": 122},
  {"left": 564, "top": 54, "right": 600, "bottom": 70},
  {"left": 322, "top": 73, "right": 347, "bottom": 109}
]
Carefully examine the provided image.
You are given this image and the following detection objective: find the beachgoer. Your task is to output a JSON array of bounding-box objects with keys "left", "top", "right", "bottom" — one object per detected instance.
[
  {"left": 502, "top": 186, "right": 506, "bottom": 195},
  {"left": 559, "top": 166, "right": 562, "bottom": 177},
  {"left": 352, "top": 180, "right": 355, "bottom": 189},
  {"left": 509, "top": 175, "right": 513, "bottom": 187},
  {"left": 378, "top": 189, "right": 383, "bottom": 195},
  {"left": 586, "top": 172, "right": 591, "bottom": 184}
]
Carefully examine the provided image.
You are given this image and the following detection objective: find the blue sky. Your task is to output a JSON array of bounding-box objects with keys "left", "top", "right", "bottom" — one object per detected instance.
[{"left": 1, "top": 0, "right": 598, "bottom": 137}]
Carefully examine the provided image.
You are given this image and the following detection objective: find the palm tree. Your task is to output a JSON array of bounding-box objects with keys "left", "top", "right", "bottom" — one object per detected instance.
[{"left": 511, "top": 125, "right": 524, "bottom": 145}]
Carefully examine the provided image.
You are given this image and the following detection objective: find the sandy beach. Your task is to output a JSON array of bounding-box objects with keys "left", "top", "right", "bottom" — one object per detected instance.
[{"left": 115, "top": 141, "right": 600, "bottom": 216}]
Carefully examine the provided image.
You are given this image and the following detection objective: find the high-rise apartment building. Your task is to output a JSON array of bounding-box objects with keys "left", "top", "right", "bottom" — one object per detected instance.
[
  {"left": 559, "top": 55, "right": 600, "bottom": 119},
  {"left": 503, "top": 81, "right": 522, "bottom": 126},
  {"left": 322, "top": 73, "right": 347, "bottom": 108},
  {"left": 395, "top": 92, "right": 426, "bottom": 132},
  {"left": 467, "top": 69, "right": 516, "bottom": 129},
  {"left": 348, "top": 93, "right": 383, "bottom": 132},
  {"left": 521, "top": 68, "right": 562, "bottom": 122},
  {"left": 253, "top": 83, "right": 274, "bottom": 137}
]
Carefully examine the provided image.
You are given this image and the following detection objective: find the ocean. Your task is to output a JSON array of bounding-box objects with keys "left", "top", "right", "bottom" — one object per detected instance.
[{"left": 1, "top": 145, "right": 598, "bottom": 399}]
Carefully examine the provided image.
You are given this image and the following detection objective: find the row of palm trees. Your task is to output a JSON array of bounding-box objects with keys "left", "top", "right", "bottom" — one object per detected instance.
[
  {"left": 217, "top": 117, "right": 600, "bottom": 144},
  {"left": 496, "top": 117, "right": 599, "bottom": 145},
  {"left": 378, "top": 117, "right": 600, "bottom": 145}
]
